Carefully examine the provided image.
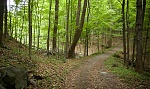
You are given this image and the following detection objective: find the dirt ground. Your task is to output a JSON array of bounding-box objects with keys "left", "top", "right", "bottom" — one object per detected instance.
[{"left": 65, "top": 45, "right": 132, "bottom": 89}]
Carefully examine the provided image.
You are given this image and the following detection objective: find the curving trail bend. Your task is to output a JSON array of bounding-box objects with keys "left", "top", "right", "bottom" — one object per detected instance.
[{"left": 65, "top": 45, "right": 131, "bottom": 89}]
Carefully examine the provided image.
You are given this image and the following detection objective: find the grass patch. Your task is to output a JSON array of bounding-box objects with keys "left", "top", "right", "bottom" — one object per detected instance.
[{"left": 104, "top": 56, "right": 150, "bottom": 83}]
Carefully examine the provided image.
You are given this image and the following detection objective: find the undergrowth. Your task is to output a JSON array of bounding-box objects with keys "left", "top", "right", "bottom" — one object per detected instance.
[{"left": 105, "top": 52, "right": 150, "bottom": 88}]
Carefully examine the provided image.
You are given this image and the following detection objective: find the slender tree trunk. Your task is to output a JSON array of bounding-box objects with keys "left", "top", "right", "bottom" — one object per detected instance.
[
  {"left": 37, "top": 0, "right": 44, "bottom": 50},
  {"left": 85, "top": 0, "right": 90, "bottom": 56},
  {"left": 14, "top": 5, "right": 18, "bottom": 40},
  {"left": 107, "top": 28, "right": 112, "bottom": 48},
  {"left": 126, "top": 0, "right": 129, "bottom": 69},
  {"left": 142, "top": 0, "right": 146, "bottom": 68},
  {"left": 20, "top": 1, "right": 26, "bottom": 46},
  {"left": 101, "top": 33, "right": 104, "bottom": 51},
  {"left": 68, "top": 0, "right": 87, "bottom": 58},
  {"left": 122, "top": 0, "right": 127, "bottom": 66},
  {"left": 33, "top": 15, "right": 36, "bottom": 48},
  {"left": 14, "top": 17, "right": 17, "bottom": 40},
  {"left": 142, "top": 0, "right": 146, "bottom": 26},
  {"left": 53, "top": 0, "right": 59, "bottom": 51},
  {"left": 37, "top": 14, "right": 40, "bottom": 50},
  {"left": 65, "top": 0, "right": 70, "bottom": 58},
  {"left": 11, "top": 17, "right": 14, "bottom": 37},
  {"left": 4, "top": 0, "right": 8, "bottom": 38},
  {"left": 103, "top": 32, "right": 106, "bottom": 48},
  {"left": 47, "top": 0, "right": 52, "bottom": 53},
  {"left": 135, "top": 0, "right": 143, "bottom": 73},
  {"left": 9, "top": 0, "right": 11, "bottom": 36},
  {"left": 0, "top": 0, "right": 4, "bottom": 47},
  {"left": 97, "top": 31, "right": 100, "bottom": 52},
  {"left": 33, "top": 1, "right": 37, "bottom": 48},
  {"left": 132, "top": 36, "right": 136, "bottom": 67},
  {"left": 28, "top": 0, "right": 33, "bottom": 60}
]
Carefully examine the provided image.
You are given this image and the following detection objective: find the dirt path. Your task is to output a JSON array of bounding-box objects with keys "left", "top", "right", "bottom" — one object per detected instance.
[{"left": 65, "top": 45, "right": 131, "bottom": 89}]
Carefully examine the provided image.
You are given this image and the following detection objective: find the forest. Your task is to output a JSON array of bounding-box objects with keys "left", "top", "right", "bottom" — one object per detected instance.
[{"left": 0, "top": 0, "right": 150, "bottom": 89}]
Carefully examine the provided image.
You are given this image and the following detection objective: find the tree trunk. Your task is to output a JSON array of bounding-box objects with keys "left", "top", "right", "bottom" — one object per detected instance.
[
  {"left": 53, "top": 0, "right": 59, "bottom": 51},
  {"left": 107, "top": 29, "right": 112, "bottom": 48},
  {"left": 28, "top": 0, "right": 33, "bottom": 60},
  {"left": 132, "top": 36, "right": 136, "bottom": 67},
  {"left": 9, "top": 0, "right": 12, "bottom": 36},
  {"left": 122, "top": 0, "right": 127, "bottom": 66},
  {"left": 142, "top": 0, "right": 146, "bottom": 26},
  {"left": 84, "top": 0, "right": 90, "bottom": 56},
  {"left": 143, "top": 25, "right": 149, "bottom": 68},
  {"left": 0, "top": 0, "right": 4, "bottom": 47},
  {"left": 37, "top": 0, "right": 44, "bottom": 50},
  {"left": 135, "top": 0, "right": 143, "bottom": 73},
  {"left": 86, "top": 4, "right": 89, "bottom": 56},
  {"left": 101, "top": 33, "right": 104, "bottom": 51},
  {"left": 68, "top": 0, "right": 87, "bottom": 58},
  {"left": 65, "top": 0, "right": 70, "bottom": 58},
  {"left": 47, "top": 0, "right": 52, "bottom": 53},
  {"left": 68, "top": 0, "right": 81, "bottom": 57},
  {"left": 142, "top": 0, "right": 146, "bottom": 69},
  {"left": 4, "top": 0, "right": 8, "bottom": 38},
  {"left": 97, "top": 31, "right": 100, "bottom": 52},
  {"left": 69, "top": 0, "right": 72, "bottom": 46},
  {"left": 126, "top": 0, "right": 129, "bottom": 69},
  {"left": 20, "top": 1, "right": 26, "bottom": 46}
]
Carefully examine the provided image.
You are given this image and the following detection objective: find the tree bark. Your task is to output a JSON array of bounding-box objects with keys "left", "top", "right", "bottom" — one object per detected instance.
[
  {"left": 142, "top": 0, "right": 146, "bottom": 69},
  {"left": 28, "top": 0, "right": 33, "bottom": 60},
  {"left": 143, "top": 25, "right": 149, "bottom": 68},
  {"left": 84, "top": 0, "right": 90, "bottom": 56},
  {"left": 68, "top": 0, "right": 87, "bottom": 58},
  {"left": 135, "top": 0, "right": 143, "bottom": 73},
  {"left": 53, "top": 0, "right": 59, "bottom": 51},
  {"left": 0, "top": 0, "right": 4, "bottom": 47},
  {"left": 65, "top": 0, "right": 70, "bottom": 58},
  {"left": 4, "top": 0, "right": 8, "bottom": 38},
  {"left": 47, "top": 0, "right": 52, "bottom": 53},
  {"left": 126, "top": 0, "right": 129, "bottom": 69},
  {"left": 122, "top": 0, "right": 127, "bottom": 66}
]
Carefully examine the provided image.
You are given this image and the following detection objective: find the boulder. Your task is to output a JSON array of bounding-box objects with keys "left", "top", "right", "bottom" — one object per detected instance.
[{"left": 0, "top": 66, "right": 28, "bottom": 89}]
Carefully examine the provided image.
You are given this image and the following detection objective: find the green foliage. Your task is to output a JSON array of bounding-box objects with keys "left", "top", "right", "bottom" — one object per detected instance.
[
  {"left": 7, "top": 0, "right": 146, "bottom": 54},
  {"left": 14, "top": 0, "right": 21, "bottom": 5}
]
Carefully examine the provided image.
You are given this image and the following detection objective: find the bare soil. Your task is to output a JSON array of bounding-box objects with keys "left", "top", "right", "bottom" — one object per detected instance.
[{"left": 65, "top": 45, "right": 132, "bottom": 89}]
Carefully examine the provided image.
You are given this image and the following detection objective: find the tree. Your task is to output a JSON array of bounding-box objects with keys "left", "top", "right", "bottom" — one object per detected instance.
[
  {"left": 47, "top": 0, "right": 52, "bottom": 53},
  {"left": 68, "top": 0, "right": 87, "bottom": 58},
  {"left": 0, "top": 0, "right": 4, "bottom": 47},
  {"left": 84, "top": 0, "right": 90, "bottom": 56},
  {"left": 126, "top": 0, "right": 129, "bottom": 69},
  {"left": 122, "top": 0, "right": 127, "bottom": 67},
  {"left": 135, "top": 0, "right": 144, "bottom": 73},
  {"left": 28, "top": 0, "right": 33, "bottom": 59},
  {"left": 4, "top": 0, "right": 8, "bottom": 38},
  {"left": 53, "top": 0, "right": 59, "bottom": 51},
  {"left": 143, "top": 2, "right": 149, "bottom": 67},
  {"left": 65, "top": 0, "right": 70, "bottom": 57}
]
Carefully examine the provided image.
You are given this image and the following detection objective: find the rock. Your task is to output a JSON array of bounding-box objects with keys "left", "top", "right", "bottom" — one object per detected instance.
[
  {"left": 29, "top": 79, "right": 37, "bottom": 85},
  {"left": 0, "top": 66, "right": 28, "bottom": 89},
  {"left": 100, "top": 72, "right": 107, "bottom": 76}
]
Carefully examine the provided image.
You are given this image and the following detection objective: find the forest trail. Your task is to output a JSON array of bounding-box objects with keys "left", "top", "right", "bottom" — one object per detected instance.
[{"left": 65, "top": 45, "right": 131, "bottom": 89}]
